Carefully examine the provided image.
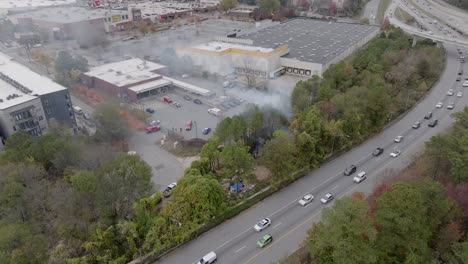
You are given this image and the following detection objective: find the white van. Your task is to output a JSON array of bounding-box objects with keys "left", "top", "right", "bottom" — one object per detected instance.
[
  {"left": 197, "top": 251, "right": 217, "bottom": 264},
  {"left": 72, "top": 106, "right": 83, "bottom": 115},
  {"left": 208, "top": 108, "right": 221, "bottom": 117}
]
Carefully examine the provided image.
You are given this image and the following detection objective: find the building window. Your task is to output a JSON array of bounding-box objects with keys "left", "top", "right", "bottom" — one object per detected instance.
[
  {"left": 13, "top": 126, "right": 16, "bottom": 131},
  {"left": 44, "top": 99, "right": 49, "bottom": 105},
  {"left": 46, "top": 108, "right": 52, "bottom": 115},
  {"left": 38, "top": 116, "right": 43, "bottom": 121}
]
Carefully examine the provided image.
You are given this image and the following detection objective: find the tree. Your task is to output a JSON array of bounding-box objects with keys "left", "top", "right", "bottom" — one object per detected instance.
[
  {"left": 54, "top": 51, "right": 88, "bottom": 87},
  {"left": 308, "top": 197, "right": 378, "bottom": 264},
  {"left": 291, "top": 78, "right": 320, "bottom": 113},
  {"left": 32, "top": 49, "right": 53, "bottom": 74},
  {"left": 94, "top": 102, "right": 132, "bottom": 144},
  {"left": 220, "top": 142, "right": 253, "bottom": 178},
  {"left": 96, "top": 154, "right": 152, "bottom": 223},
  {"left": 200, "top": 136, "right": 221, "bottom": 171},
  {"left": 259, "top": 0, "right": 281, "bottom": 13},
  {"left": 261, "top": 132, "right": 297, "bottom": 179},
  {"left": 220, "top": 0, "right": 238, "bottom": 11}
]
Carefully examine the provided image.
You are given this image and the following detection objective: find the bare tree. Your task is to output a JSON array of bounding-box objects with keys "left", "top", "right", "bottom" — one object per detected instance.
[{"left": 241, "top": 57, "right": 260, "bottom": 88}]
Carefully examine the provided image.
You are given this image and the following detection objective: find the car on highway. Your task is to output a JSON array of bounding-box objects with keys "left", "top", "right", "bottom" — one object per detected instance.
[
  {"left": 183, "top": 95, "right": 192, "bottom": 101},
  {"left": 424, "top": 112, "right": 433, "bottom": 119},
  {"left": 185, "top": 120, "right": 193, "bottom": 130},
  {"left": 412, "top": 121, "right": 421, "bottom": 129},
  {"left": 428, "top": 119, "right": 438, "bottom": 127},
  {"left": 436, "top": 102, "right": 443, "bottom": 108},
  {"left": 254, "top": 218, "right": 271, "bottom": 232},
  {"left": 194, "top": 99, "right": 202, "bottom": 105},
  {"left": 353, "top": 171, "right": 367, "bottom": 183},
  {"left": 447, "top": 89, "right": 454, "bottom": 96},
  {"left": 463, "top": 81, "right": 468, "bottom": 87},
  {"left": 150, "top": 120, "right": 160, "bottom": 126},
  {"left": 320, "top": 193, "right": 334, "bottom": 204},
  {"left": 146, "top": 125, "right": 161, "bottom": 133},
  {"left": 373, "top": 147, "right": 384, "bottom": 156},
  {"left": 457, "top": 91, "right": 463, "bottom": 97},
  {"left": 390, "top": 149, "right": 402, "bottom": 158},
  {"left": 146, "top": 107, "right": 155, "bottom": 113},
  {"left": 344, "top": 165, "right": 357, "bottom": 176},
  {"left": 196, "top": 251, "right": 217, "bottom": 264},
  {"left": 447, "top": 103, "right": 455, "bottom": 110},
  {"left": 257, "top": 234, "right": 273, "bottom": 248},
  {"left": 298, "top": 194, "right": 314, "bottom": 206},
  {"left": 202, "top": 127, "right": 212, "bottom": 135},
  {"left": 394, "top": 136, "right": 404, "bottom": 143}
]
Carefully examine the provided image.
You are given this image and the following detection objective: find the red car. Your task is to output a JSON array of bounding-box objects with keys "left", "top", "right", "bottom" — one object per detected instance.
[
  {"left": 185, "top": 120, "right": 193, "bottom": 131},
  {"left": 163, "top": 96, "right": 173, "bottom": 103},
  {"left": 146, "top": 125, "right": 161, "bottom": 133}
]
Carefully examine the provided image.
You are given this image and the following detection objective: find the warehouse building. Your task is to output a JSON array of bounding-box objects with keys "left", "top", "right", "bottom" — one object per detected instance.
[
  {"left": 184, "top": 18, "right": 380, "bottom": 78},
  {"left": 0, "top": 52, "right": 76, "bottom": 139},
  {"left": 81, "top": 59, "right": 214, "bottom": 102}
]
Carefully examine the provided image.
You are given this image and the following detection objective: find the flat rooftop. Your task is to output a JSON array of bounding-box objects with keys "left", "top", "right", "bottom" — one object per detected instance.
[
  {"left": 9, "top": 6, "right": 128, "bottom": 24},
  {"left": 238, "top": 18, "right": 380, "bottom": 64},
  {"left": 191, "top": 41, "right": 275, "bottom": 54},
  {"left": 83, "top": 58, "right": 166, "bottom": 87},
  {"left": 129, "top": 2, "right": 194, "bottom": 18},
  {"left": 0, "top": 0, "right": 75, "bottom": 9},
  {"left": 0, "top": 52, "right": 66, "bottom": 109}
]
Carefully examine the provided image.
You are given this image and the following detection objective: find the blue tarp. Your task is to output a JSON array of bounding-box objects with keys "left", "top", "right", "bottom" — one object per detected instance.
[{"left": 230, "top": 182, "right": 244, "bottom": 192}]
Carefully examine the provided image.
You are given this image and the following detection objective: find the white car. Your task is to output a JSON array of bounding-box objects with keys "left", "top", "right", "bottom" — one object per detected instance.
[
  {"left": 320, "top": 193, "right": 334, "bottom": 204},
  {"left": 436, "top": 102, "right": 443, "bottom": 108},
  {"left": 167, "top": 182, "right": 177, "bottom": 190},
  {"left": 394, "top": 136, "right": 404, "bottom": 143},
  {"left": 298, "top": 194, "right": 314, "bottom": 206},
  {"left": 353, "top": 171, "right": 367, "bottom": 183},
  {"left": 390, "top": 149, "right": 401, "bottom": 158},
  {"left": 254, "top": 218, "right": 271, "bottom": 232},
  {"left": 447, "top": 103, "right": 455, "bottom": 110},
  {"left": 447, "top": 89, "right": 454, "bottom": 96},
  {"left": 150, "top": 120, "right": 161, "bottom": 126},
  {"left": 463, "top": 81, "right": 468, "bottom": 87},
  {"left": 457, "top": 92, "right": 463, "bottom": 97}
]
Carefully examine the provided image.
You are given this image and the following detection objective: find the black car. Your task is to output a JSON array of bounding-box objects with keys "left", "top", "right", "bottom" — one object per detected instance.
[
  {"left": 373, "top": 147, "right": 384, "bottom": 156},
  {"left": 183, "top": 95, "right": 192, "bottom": 101},
  {"left": 344, "top": 165, "right": 357, "bottom": 176},
  {"left": 145, "top": 107, "right": 155, "bottom": 113},
  {"left": 424, "top": 112, "right": 433, "bottom": 119},
  {"left": 428, "top": 119, "right": 438, "bottom": 127},
  {"left": 193, "top": 99, "right": 202, "bottom": 105},
  {"left": 202, "top": 127, "right": 212, "bottom": 135}
]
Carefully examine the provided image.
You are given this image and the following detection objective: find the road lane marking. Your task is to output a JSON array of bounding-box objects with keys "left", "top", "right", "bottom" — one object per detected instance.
[
  {"left": 235, "top": 245, "right": 246, "bottom": 253},
  {"left": 215, "top": 227, "right": 253, "bottom": 250},
  {"left": 331, "top": 185, "right": 339, "bottom": 190},
  {"left": 273, "top": 223, "right": 282, "bottom": 229}
]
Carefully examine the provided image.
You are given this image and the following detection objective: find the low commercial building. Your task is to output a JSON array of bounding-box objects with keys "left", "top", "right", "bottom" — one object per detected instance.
[
  {"left": 81, "top": 58, "right": 214, "bottom": 102},
  {"left": 185, "top": 18, "right": 380, "bottom": 78},
  {"left": 0, "top": 52, "right": 76, "bottom": 139}
]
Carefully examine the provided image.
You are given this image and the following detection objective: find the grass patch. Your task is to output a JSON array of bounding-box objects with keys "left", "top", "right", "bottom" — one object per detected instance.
[
  {"left": 377, "top": 0, "right": 391, "bottom": 23},
  {"left": 394, "top": 6, "right": 415, "bottom": 24},
  {"left": 162, "top": 143, "right": 203, "bottom": 157}
]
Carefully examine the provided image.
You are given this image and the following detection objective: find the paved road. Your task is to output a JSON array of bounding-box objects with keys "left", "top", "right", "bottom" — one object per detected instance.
[
  {"left": 155, "top": 45, "right": 466, "bottom": 264},
  {"left": 362, "top": 0, "right": 381, "bottom": 23}
]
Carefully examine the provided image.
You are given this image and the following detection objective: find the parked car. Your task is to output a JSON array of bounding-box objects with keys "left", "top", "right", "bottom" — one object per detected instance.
[
  {"left": 202, "top": 127, "right": 212, "bottom": 135},
  {"left": 447, "top": 103, "right": 455, "bottom": 110},
  {"left": 428, "top": 119, "right": 438, "bottom": 127},
  {"left": 163, "top": 96, "right": 173, "bottom": 103},
  {"left": 412, "top": 121, "right": 421, "bottom": 129},
  {"left": 457, "top": 91, "right": 463, "bottom": 97},
  {"left": 394, "top": 136, "right": 404, "bottom": 143},
  {"left": 353, "top": 171, "right": 367, "bottom": 183},
  {"left": 436, "top": 102, "right": 443, "bottom": 108},
  {"left": 320, "top": 193, "right": 334, "bottom": 204},
  {"left": 146, "top": 107, "right": 155, "bottom": 113},
  {"left": 463, "top": 81, "right": 468, "bottom": 87},
  {"left": 424, "top": 112, "right": 433, "bottom": 119},
  {"left": 193, "top": 99, "right": 202, "bottom": 105},
  {"left": 344, "top": 165, "right": 357, "bottom": 176},
  {"left": 254, "top": 218, "right": 271, "bottom": 232},
  {"left": 150, "top": 120, "right": 160, "bottom": 126},
  {"left": 298, "top": 194, "right": 314, "bottom": 206},
  {"left": 185, "top": 120, "right": 193, "bottom": 130},
  {"left": 390, "top": 149, "right": 401, "bottom": 158},
  {"left": 183, "top": 95, "right": 192, "bottom": 101},
  {"left": 373, "top": 147, "right": 384, "bottom": 156},
  {"left": 172, "top": 102, "right": 181, "bottom": 108},
  {"left": 146, "top": 125, "right": 161, "bottom": 133},
  {"left": 257, "top": 234, "right": 273, "bottom": 248}
]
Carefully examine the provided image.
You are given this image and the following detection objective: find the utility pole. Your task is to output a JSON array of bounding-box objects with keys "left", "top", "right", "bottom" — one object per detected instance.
[{"left": 194, "top": 120, "right": 198, "bottom": 138}]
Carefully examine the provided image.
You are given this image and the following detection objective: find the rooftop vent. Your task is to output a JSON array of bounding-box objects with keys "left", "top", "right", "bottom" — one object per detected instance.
[
  {"left": 108, "top": 69, "right": 114, "bottom": 72},
  {"left": 116, "top": 71, "right": 122, "bottom": 75}
]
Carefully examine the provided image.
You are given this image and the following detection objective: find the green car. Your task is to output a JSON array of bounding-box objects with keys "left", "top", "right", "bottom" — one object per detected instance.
[{"left": 257, "top": 234, "right": 273, "bottom": 248}]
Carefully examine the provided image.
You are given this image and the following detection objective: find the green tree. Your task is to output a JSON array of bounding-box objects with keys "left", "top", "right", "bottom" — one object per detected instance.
[
  {"left": 96, "top": 154, "right": 152, "bottom": 222},
  {"left": 94, "top": 102, "right": 132, "bottom": 144},
  {"left": 220, "top": 142, "right": 253, "bottom": 178},
  {"left": 261, "top": 132, "right": 297, "bottom": 179},
  {"left": 200, "top": 136, "right": 221, "bottom": 171},
  {"left": 220, "top": 0, "right": 238, "bottom": 11},
  {"left": 308, "top": 197, "right": 378, "bottom": 264},
  {"left": 291, "top": 77, "right": 320, "bottom": 113},
  {"left": 259, "top": 0, "right": 281, "bottom": 13}
]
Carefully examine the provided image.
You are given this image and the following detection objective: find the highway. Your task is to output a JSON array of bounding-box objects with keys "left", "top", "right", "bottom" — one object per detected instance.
[{"left": 155, "top": 43, "right": 467, "bottom": 264}]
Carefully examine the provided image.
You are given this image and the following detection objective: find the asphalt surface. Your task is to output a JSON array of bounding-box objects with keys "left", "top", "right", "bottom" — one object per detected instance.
[
  {"left": 362, "top": 0, "right": 380, "bottom": 23},
  {"left": 155, "top": 43, "right": 466, "bottom": 264}
]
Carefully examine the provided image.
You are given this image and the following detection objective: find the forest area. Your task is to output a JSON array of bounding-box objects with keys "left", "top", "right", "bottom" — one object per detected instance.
[{"left": 0, "top": 28, "right": 447, "bottom": 263}]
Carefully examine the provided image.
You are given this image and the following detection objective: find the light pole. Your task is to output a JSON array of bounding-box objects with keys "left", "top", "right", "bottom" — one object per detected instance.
[{"left": 194, "top": 120, "right": 198, "bottom": 138}]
